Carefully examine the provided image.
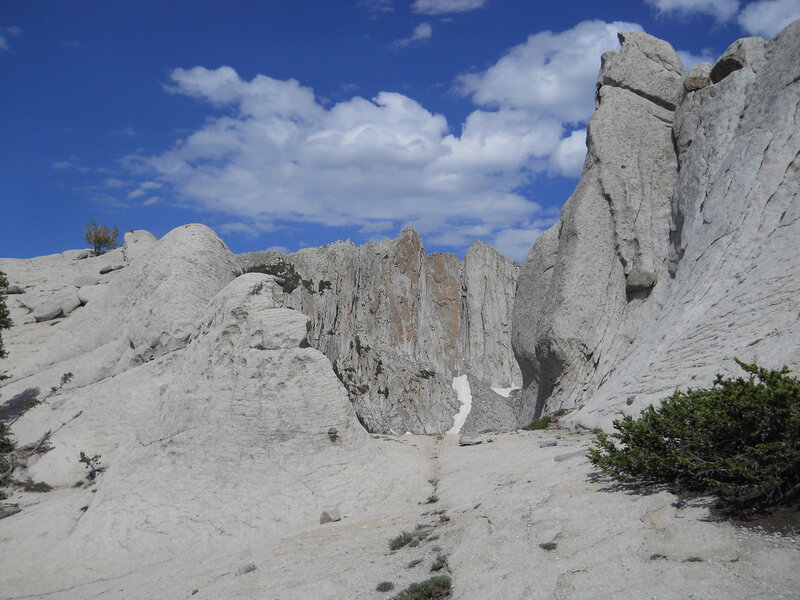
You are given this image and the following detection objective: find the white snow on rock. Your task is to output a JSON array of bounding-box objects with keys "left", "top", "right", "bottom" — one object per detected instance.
[{"left": 447, "top": 374, "right": 473, "bottom": 435}]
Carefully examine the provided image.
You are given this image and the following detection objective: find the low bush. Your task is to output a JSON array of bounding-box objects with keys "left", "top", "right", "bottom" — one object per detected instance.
[
  {"left": 389, "top": 531, "right": 415, "bottom": 551},
  {"left": 392, "top": 575, "right": 452, "bottom": 600},
  {"left": 523, "top": 416, "right": 551, "bottom": 430},
  {"left": 376, "top": 581, "right": 395, "bottom": 592},
  {"left": 589, "top": 360, "right": 800, "bottom": 505}
]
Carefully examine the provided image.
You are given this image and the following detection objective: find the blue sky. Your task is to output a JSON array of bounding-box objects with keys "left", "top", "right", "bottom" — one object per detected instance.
[{"left": 1, "top": 0, "right": 798, "bottom": 261}]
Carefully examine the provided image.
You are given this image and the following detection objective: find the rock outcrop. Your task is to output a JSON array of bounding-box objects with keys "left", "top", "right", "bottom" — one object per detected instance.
[
  {"left": 513, "top": 23, "right": 800, "bottom": 430},
  {"left": 238, "top": 228, "right": 521, "bottom": 433}
]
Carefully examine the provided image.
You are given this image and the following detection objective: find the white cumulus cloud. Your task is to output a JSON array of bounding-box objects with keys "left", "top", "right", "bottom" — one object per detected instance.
[
  {"left": 412, "top": 0, "right": 488, "bottom": 15},
  {"left": 644, "top": 0, "right": 740, "bottom": 20},
  {"left": 738, "top": 0, "right": 800, "bottom": 37},
  {"left": 458, "top": 20, "right": 643, "bottom": 124},
  {"left": 127, "top": 20, "right": 644, "bottom": 261}
]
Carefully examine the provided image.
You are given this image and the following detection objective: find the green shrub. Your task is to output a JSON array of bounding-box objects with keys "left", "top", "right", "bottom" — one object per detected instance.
[
  {"left": 589, "top": 360, "right": 800, "bottom": 505},
  {"left": 523, "top": 416, "right": 551, "bottom": 430},
  {"left": 0, "top": 270, "right": 11, "bottom": 381},
  {"left": 23, "top": 480, "right": 52, "bottom": 493},
  {"left": 389, "top": 531, "right": 415, "bottom": 551},
  {"left": 392, "top": 575, "right": 452, "bottom": 600},
  {"left": 245, "top": 259, "right": 303, "bottom": 294},
  {"left": 430, "top": 554, "right": 447, "bottom": 572},
  {"left": 376, "top": 581, "right": 395, "bottom": 592},
  {"left": 407, "top": 559, "right": 423, "bottom": 569}
]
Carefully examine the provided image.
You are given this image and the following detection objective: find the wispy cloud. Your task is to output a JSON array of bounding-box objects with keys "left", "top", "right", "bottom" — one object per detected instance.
[
  {"left": 0, "top": 26, "right": 22, "bottom": 53},
  {"left": 392, "top": 22, "right": 433, "bottom": 48},
  {"left": 358, "top": 0, "right": 394, "bottom": 17},
  {"left": 644, "top": 0, "right": 740, "bottom": 21},
  {"left": 412, "top": 0, "right": 488, "bottom": 15}
]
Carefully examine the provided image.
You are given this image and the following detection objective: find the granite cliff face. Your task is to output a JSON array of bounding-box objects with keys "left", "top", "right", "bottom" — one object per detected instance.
[
  {"left": 238, "top": 227, "right": 521, "bottom": 433},
  {"left": 513, "top": 23, "right": 800, "bottom": 430}
]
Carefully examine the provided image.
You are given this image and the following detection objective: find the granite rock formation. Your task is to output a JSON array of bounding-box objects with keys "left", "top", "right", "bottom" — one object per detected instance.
[
  {"left": 512, "top": 23, "right": 800, "bottom": 430},
  {"left": 238, "top": 227, "right": 521, "bottom": 433}
]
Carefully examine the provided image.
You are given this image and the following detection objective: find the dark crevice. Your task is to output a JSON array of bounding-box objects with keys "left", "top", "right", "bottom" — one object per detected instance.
[{"left": 601, "top": 79, "right": 677, "bottom": 112}]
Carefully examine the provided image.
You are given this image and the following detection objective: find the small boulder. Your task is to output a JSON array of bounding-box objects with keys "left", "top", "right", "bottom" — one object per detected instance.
[
  {"left": 99, "top": 265, "right": 125, "bottom": 275},
  {"left": 458, "top": 433, "right": 483, "bottom": 446},
  {"left": 626, "top": 268, "right": 657, "bottom": 294},
  {"left": 61, "top": 295, "right": 82, "bottom": 316},
  {"left": 33, "top": 303, "right": 63, "bottom": 322},
  {"left": 236, "top": 562, "right": 257, "bottom": 575},
  {"left": 539, "top": 440, "right": 558, "bottom": 448},
  {"left": 319, "top": 508, "right": 341, "bottom": 524},
  {"left": 554, "top": 448, "right": 588, "bottom": 463},
  {"left": 327, "top": 426, "right": 339, "bottom": 442},
  {"left": 2, "top": 285, "right": 24, "bottom": 294},
  {"left": 77, "top": 285, "right": 103, "bottom": 305},
  {"left": 72, "top": 275, "right": 99, "bottom": 288},
  {"left": 683, "top": 62, "right": 712, "bottom": 92}
]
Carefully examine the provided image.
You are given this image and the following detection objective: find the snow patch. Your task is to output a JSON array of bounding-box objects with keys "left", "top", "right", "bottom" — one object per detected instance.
[
  {"left": 447, "top": 374, "right": 472, "bottom": 435},
  {"left": 491, "top": 386, "right": 518, "bottom": 398}
]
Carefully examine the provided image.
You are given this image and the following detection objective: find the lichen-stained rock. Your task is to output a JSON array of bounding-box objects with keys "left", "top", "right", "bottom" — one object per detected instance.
[
  {"left": 238, "top": 228, "right": 520, "bottom": 434},
  {"left": 513, "top": 21, "right": 800, "bottom": 430}
]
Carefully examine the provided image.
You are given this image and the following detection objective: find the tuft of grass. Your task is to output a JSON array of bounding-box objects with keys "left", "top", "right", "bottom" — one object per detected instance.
[
  {"left": 376, "top": 581, "right": 395, "bottom": 592},
  {"left": 407, "top": 559, "right": 424, "bottom": 569},
  {"left": 424, "top": 495, "right": 439, "bottom": 504},
  {"left": 539, "top": 541, "right": 557, "bottom": 551},
  {"left": 389, "top": 531, "right": 415, "bottom": 551},
  {"left": 523, "top": 416, "right": 552, "bottom": 430},
  {"left": 392, "top": 575, "right": 452, "bottom": 600}
]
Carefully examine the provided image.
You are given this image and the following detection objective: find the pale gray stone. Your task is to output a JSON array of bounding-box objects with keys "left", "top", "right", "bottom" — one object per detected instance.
[
  {"left": 683, "top": 62, "right": 712, "bottom": 92},
  {"left": 458, "top": 434, "right": 483, "bottom": 446},
  {"left": 2, "top": 285, "right": 24, "bottom": 294},
  {"left": 72, "top": 276, "right": 98, "bottom": 288},
  {"left": 60, "top": 294, "right": 81, "bottom": 316},
  {"left": 99, "top": 265, "right": 125, "bottom": 275},
  {"left": 33, "top": 303, "right": 63, "bottom": 322},
  {"left": 554, "top": 449, "right": 588, "bottom": 463},
  {"left": 122, "top": 230, "right": 157, "bottom": 263},
  {"left": 319, "top": 508, "right": 341, "bottom": 524},
  {"left": 539, "top": 440, "right": 558, "bottom": 448},
  {"left": 625, "top": 268, "right": 657, "bottom": 293}
]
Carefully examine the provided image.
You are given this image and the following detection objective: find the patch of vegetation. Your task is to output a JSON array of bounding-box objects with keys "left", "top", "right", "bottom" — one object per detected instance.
[
  {"left": 430, "top": 554, "right": 447, "bottom": 572},
  {"left": 376, "top": 582, "right": 395, "bottom": 592},
  {"left": 245, "top": 259, "right": 303, "bottom": 294},
  {"left": 0, "top": 270, "right": 12, "bottom": 382},
  {"left": 318, "top": 280, "right": 332, "bottom": 293},
  {"left": 407, "top": 559, "right": 424, "bottom": 569},
  {"left": 539, "top": 541, "right": 557, "bottom": 551},
  {"left": 389, "top": 531, "right": 416, "bottom": 551},
  {"left": 522, "top": 416, "right": 552, "bottom": 430},
  {"left": 424, "top": 495, "right": 439, "bottom": 504},
  {"left": 301, "top": 279, "right": 315, "bottom": 294},
  {"left": 23, "top": 480, "right": 52, "bottom": 493},
  {"left": 84, "top": 221, "right": 119, "bottom": 256},
  {"left": 418, "top": 369, "right": 436, "bottom": 379},
  {"left": 589, "top": 360, "right": 800, "bottom": 506},
  {"left": 392, "top": 575, "right": 452, "bottom": 600},
  {"left": 79, "top": 452, "right": 103, "bottom": 480}
]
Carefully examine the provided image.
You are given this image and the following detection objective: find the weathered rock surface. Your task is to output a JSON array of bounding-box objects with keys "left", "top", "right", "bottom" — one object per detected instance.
[
  {"left": 238, "top": 228, "right": 521, "bottom": 433},
  {"left": 513, "top": 22, "right": 800, "bottom": 430}
]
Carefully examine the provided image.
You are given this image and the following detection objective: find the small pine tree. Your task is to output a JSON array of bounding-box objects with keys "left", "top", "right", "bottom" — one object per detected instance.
[{"left": 84, "top": 222, "right": 119, "bottom": 256}]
